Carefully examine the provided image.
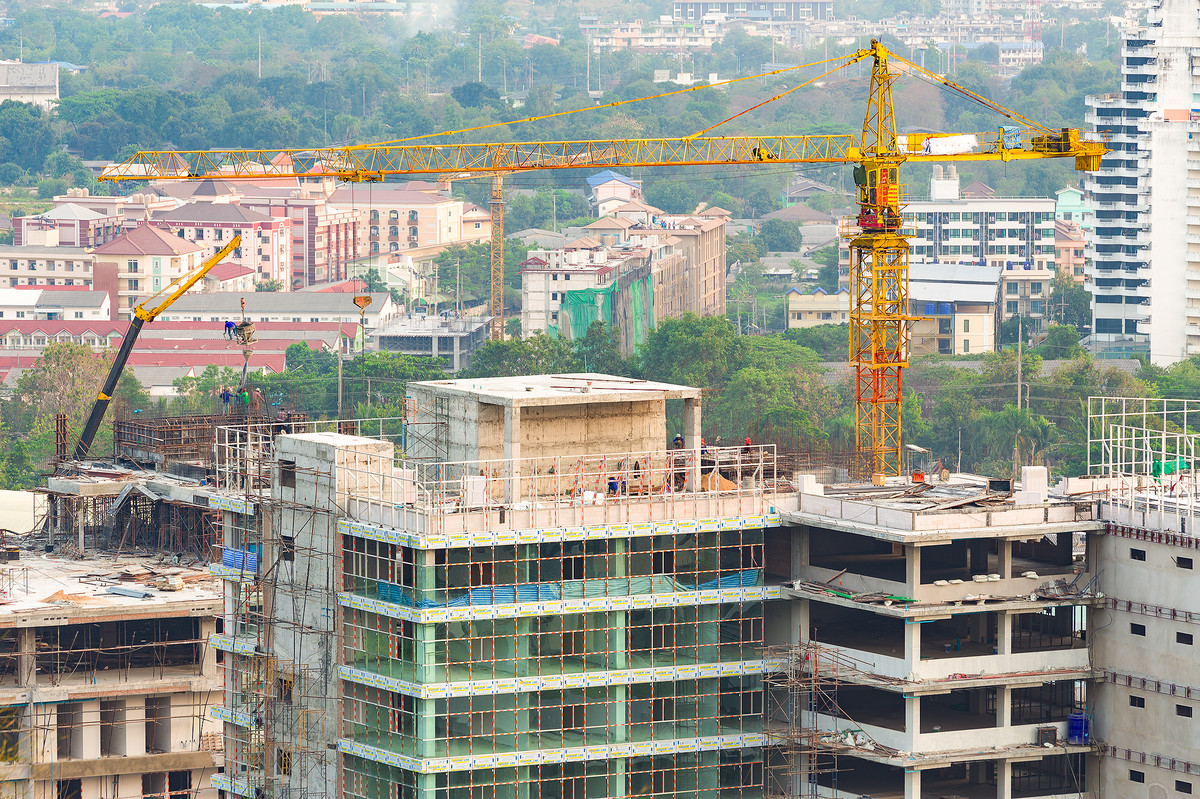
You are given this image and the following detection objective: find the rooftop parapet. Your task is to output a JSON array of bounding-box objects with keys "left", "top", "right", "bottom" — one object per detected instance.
[{"left": 332, "top": 443, "right": 792, "bottom": 541}]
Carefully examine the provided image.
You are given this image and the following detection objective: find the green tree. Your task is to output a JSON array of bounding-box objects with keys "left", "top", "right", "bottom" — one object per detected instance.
[
  {"left": 638, "top": 314, "right": 746, "bottom": 389},
  {"left": 1048, "top": 275, "right": 1092, "bottom": 331},
  {"left": 811, "top": 246, "right": 839, "bottom": 292},
  {"left": 462, "top": 333, "right": 577, "bottom": 378},
  {"left": 1032, "top": 325, "right": 1083, "bottom": 359},
  {"left": 781, "top": 324, "right": 849, "bottom": 360},
  {"left": 573, "top": 322, "right": 631, "bottom": 375},
  {"left": 256, "top": 279, "right": 285, "bottom": 291},
  {"left": 758, "top": 219, "right": 803, "bottom": 253}
]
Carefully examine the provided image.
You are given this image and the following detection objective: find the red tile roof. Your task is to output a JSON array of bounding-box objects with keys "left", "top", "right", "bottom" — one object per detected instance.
[{"left": 93, "top": 224, "right": 206, "bottom": 257}]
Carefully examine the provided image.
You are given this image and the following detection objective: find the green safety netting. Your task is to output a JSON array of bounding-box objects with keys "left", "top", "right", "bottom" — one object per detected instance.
[
  {"left": 560, "top": 283, "right": 615, "bottom": 339},
  {"left": 558, "top": 276, "right": 656, "bottom": 349}
]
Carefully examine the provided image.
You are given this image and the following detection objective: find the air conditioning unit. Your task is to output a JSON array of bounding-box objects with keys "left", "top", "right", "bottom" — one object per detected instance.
[{"left": 1035, "top": 726, "right": 1057, "bottom": 746}]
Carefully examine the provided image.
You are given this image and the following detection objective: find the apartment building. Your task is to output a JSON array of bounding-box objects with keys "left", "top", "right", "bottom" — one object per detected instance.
[
  {"left": 0, "top": 246, "right": 110, "bottom": 294},
  {"left": 13, "top": 203, "right": 124, "bottom": 248},
  {"left": 1055, "top": 220, "right": 1088, "bottom": 285},
  {"left": 784, "top": 286, "right": 849, "bottom": 329},
  {"left": 327, "top": 186, "right": 490, "bottom": 259},
  {"left": 240, "top": 188, "right": 361, "bottom": 288},
  {"left": 0, "top": 287, "right": 110, "bottom": 321},
  {"left": 1084, "top": 0, "right": 1200, "bottom": 364},
  {"left": 151, "top": 203, "right": 293, "bottom": 287},
  {"left": 0, "top": 553, "right": 222, "bottom": 799},
  {"left": 520, "top": 208, "right": 725, "bottom": 351},
  {"left": 93, "top": 225, "right": 206, "bottom": 321},
  {"left": 589, "top": 18, "right": 725, "bottom": 52},
  {"left": 671, "top": 0, "right": 832, "bottom": 21},
  {"left": 909, "top": 262, "right": 1001, "bottom": 355},
  {"left": 838, "top": 168, "right": 1056, "bottom": 296}
]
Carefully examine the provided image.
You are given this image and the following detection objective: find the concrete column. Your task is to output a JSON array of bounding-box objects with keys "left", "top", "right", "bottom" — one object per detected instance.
[
  {"left": 796, "top": 598, "right": 811, "bottom": 646},
  {"left": 903, "top": 620, "right": 921, "bottom": 671},
  {"left": 504, "top": 404, "right": 521, "bottom": 504},
  {"left": 453, "top": 335, "right": 461, "bottom": 373},
  {"left": 905, "top": 546, "right": 921, "bottom": 595},
  {"left": 997, "top": 612, "right": 1013, "bottom": 655},
  {"left": 903, "top": 768, "right": 921, "bottom": 799},
  {"left": 904, "top": 694, "right": 920, "bottom": 735},
  {"left": 16, "top": 628, "right": 34, "bottom": 687},
  {"left": 996, "top": 685, "right": 1012, "bottom": 727},
  {"left": 998, "top": 759, "right": 1013, "bottom": 799},
  {"left": 682, "top": 397, "right": 701, "bottom": 492},
  {"left": 78, "top": 700, "right": 101, "bottom": 760},
  {"left": 998, "top": 539, "right": 1014, "bottom": 579}
]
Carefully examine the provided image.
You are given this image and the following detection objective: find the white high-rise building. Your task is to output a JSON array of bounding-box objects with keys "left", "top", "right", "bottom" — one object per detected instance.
[{"left": 1085, "top": 0, "right": 1200, "bottom": 364}]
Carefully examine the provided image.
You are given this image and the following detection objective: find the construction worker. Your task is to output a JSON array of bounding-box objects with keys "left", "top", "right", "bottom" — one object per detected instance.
[
  {"left": 238, "top": 388, "right": 251, "bottom": 415},
  {"left": 224, "top": 320, "right": 235, "bottom": 340},
  {"left": 251, "top": 389, "right": 265, "bottom": 415},
  {"left": 219, "top": 386, "right": 232, "bottom": 414}
]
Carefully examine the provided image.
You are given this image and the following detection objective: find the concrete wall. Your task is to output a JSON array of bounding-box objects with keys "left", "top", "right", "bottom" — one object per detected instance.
[
  {"left": 272, "top": 432, "right": 396, "bottom": 797},
  {"left": 407, "top": 384, "right": 669, "bottom": 465},
  {"left": 1094, "top": 532, "right": 1199, "bottom": 797}
]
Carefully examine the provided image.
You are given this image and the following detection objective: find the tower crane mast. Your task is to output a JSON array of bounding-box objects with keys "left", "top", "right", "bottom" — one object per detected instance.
[{"left": 101, "top": 41, "right": 1103, "bottom": 475}]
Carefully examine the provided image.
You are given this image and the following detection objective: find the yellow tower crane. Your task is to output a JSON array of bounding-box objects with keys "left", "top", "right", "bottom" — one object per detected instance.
[{"left": 100, "top": 41, "right": 1103, "bottom": 475}]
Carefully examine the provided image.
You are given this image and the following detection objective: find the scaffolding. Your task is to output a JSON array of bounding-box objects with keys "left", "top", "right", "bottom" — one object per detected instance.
[{"left": 764, "top": 642, "right": 897, "bottom": 799}]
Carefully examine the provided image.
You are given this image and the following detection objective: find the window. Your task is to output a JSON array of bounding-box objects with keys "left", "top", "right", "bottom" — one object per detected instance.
[
  {"left": 963, "top": 339, "right": 970, "bottom": 353},
  {"left": 963, "top": 319, "right": 970, "bottom": 333},
  {"left": 127, "top": 260, "right": 139, "bottom": 273},
  {"left": 280, "top": 460, "right": 296, "bottom": 489},
  {"left": 74, "top": 312, "right": 82, "bottom": 319},
  {"left": 564, "top": 274, "right": 571, "bottom": 281},
  {"left": 1006, "top": 300, "right": 1018, "bottom": 314},
  {"left": 1031, "top": 281, "right": 1043, "bottom": 294},
  {"left": 1178, "top": 704, "right": 1194, "bottom": 718},
  {"left": 1129, "top": 770, "right": 1145, "bottom": 783},
  {"left": 1178, "top": 557, "right": 1194, "bottom": 570},
  {"left": 1129, "top": 695, "right": 1145, "bottom": 708},
  {"left": 551, "top": 292, "right": 558, "bottom": 301},
  {"left": 552, "top": 274, "right": 558, "bottom": 281},
  {"left": 128, "top": 279, "right": 139, "bottom": 290},
  {"left": 1007, "top": 282, "right": 1018, "bottom": 295},
  {"left": 1131, "top": 623, "right": 1146, "bottom": 636},
  {"left": 280, "top": 535, "right": 295, "bottom": 563},
  {"left": 1178, "top": 780, "right": 1194, "bottom": 794},
  {"left": 1179, "top": 632, "right": 1195, "bottom": 645},
  {"left": 1130, "top": 548, "right": 1146, "bottom": 561}
]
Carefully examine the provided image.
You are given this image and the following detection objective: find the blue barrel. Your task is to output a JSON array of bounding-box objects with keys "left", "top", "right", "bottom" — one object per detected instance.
[{"left": 1067, "top": 712, "right": 1090, "bottom": 744}]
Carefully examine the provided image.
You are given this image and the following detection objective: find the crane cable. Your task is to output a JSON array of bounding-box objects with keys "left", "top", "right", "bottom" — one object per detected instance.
[
  {"left": 353, "top": 53, "right": 864, "bottom": 147},
  {"left": 687, "top": 51, "right": 871, "bottom": 139},
  {"left": 889, "top": 51, "right": 1055, "bottom": 135}
]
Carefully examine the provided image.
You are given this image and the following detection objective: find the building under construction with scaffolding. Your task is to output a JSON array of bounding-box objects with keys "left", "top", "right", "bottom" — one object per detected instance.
[{"left": 27, "top": 387, "right": 1200, "bottom": 799}]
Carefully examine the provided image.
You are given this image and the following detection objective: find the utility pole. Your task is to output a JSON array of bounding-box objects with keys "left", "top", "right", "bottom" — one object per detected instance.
[
  {"left": 258, "top": 34, "right": 262, "bottom": 79},
  {"left": 478, "top": 34, "right": 483, "bottom": 83},
  {"left": 337, "top": 348, "right": 343, "bottom": 418},
  {"left": 1016, "top": 316, "right": 1023, "bottom": 410}
]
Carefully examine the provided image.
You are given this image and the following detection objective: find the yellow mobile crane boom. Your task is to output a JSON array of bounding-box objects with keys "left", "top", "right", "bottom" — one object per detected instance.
[
  {"left": 71, "top": 236, "right": 242, "bottom": 462},
  {"left": 100, "top": 41, "right": 1103, "bottom": 474}
]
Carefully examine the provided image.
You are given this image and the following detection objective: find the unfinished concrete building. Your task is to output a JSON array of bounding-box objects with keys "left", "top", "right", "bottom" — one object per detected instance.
[
  {"left": 1077, "top": 397, "right": 1200, "bottom": 798},
  {"left": 193, "top": 384, "right": 1200, "bottom": 799},
  {"left": 0, "top": 556, "right": 221, "bottom": 799},
  {"left": 208, "top": 374, "right": 789, "bottom": 799},
  {"left": 766, "top": 468, "right": 1101, "bottom": 798}
]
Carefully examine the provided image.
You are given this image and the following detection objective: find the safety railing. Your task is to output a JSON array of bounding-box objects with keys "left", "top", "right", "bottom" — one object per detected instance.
[{"left": 336, "top": 444, "right": 787, "bottom": 537}]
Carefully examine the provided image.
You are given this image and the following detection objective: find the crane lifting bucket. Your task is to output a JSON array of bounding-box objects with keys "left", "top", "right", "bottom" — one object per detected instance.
[{"left": 234, "top": 321, "right": 256, "bottom": 345}]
